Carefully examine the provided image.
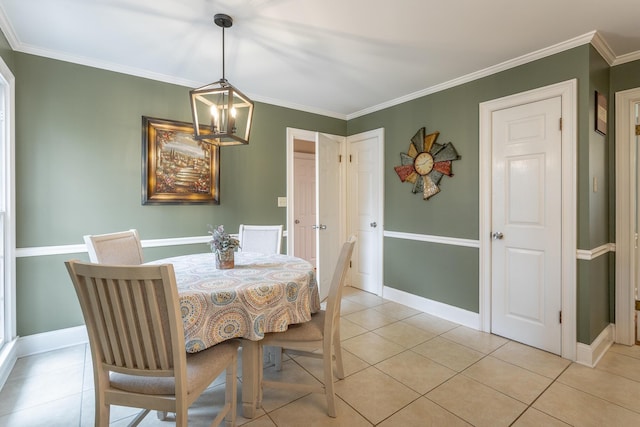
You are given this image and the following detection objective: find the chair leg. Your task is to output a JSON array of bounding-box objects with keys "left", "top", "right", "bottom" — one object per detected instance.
[
  {"left": 96, "top": 400, "right": 110, "bottom": 427},
  {"left": 322, "top": 345, "right": 337, "bottom": 417},
  {"left": 274, "top": 347, "right": 283, "bottom": 371},
  {"left": 224, "top": 352, "right": 238, "bottom": 427}
]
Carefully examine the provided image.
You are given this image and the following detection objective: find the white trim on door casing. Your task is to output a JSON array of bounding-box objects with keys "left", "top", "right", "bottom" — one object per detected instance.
[
  {"left": 479, "top": 79, "right": 577, "bottom": 361},
  {"left": 614, "top": 87, "right": 640, "bottom": 346}
]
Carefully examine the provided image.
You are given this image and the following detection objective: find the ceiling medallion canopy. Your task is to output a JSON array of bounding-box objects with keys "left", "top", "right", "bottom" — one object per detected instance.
[
  {"left": 189, "top": 13, "right": 254, "bottom": 146},
  {"left": 394, "top": 127, "right": 460, "bottom": 200}
]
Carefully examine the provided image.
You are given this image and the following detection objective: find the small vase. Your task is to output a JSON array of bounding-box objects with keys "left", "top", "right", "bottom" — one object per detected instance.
[{"left": 215, "top": 249, "right": 234, "bottom": 269}]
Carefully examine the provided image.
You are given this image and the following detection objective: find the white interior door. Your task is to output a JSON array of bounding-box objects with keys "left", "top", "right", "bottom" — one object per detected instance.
[
  {"left": 347, "top": 129, "right": 384, "bottom": 295},
  {"left": 293, "top": 152, "right": 316, "bottom": 267},
  {"left": 316, "top": 133, "right": 345, "bottom": 301},
  {"left": 491, "top": 96, "right": 563, "bottom": 355}
]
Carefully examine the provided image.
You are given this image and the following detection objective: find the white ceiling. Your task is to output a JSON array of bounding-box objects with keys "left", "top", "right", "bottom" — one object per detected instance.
[{"left": 1, "top": 0, "right": 639, "bottom": 119}]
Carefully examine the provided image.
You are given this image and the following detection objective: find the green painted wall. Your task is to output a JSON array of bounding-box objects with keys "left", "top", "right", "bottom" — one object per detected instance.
[
  {"left": 4, "top": 41, "right": 636, "bottom": 345},
  {"left": 349, "top": 46, "right": 592, "bottom": 318},
  {"left": 11, "top": 53, "right": 345, "bottom": 336},
  {"left": 576, "top": 46, "right": 611, "bottom": 343}
]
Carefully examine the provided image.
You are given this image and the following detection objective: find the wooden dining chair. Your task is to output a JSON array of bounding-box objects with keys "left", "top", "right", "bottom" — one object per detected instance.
[
  {"left": 258, "top": 235, "right": 356, "bottom": 417},
  {"left": 65, "top": 260, "right": 239, "bottom": 427},
  {"left": 237, "top": 224, "right": 283, "bottom": 255},
  {"left": 84, "top": 229, "right": 144, "bottom": 265}
]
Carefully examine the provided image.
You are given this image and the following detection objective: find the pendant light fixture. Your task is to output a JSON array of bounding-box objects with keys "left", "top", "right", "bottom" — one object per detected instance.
[{"left": 189, "top": 14, "right": 254, "bottom": 146}]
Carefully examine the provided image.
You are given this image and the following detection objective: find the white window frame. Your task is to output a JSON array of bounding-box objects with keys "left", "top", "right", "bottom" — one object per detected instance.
[{"left": 0, "top": 55, "right": 16, "bottom": 391}]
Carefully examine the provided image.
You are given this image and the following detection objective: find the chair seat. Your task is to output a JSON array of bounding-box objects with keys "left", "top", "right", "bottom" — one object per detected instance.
[
  {"left": 110, "top": 340, "right": 239, "bottom": 396},
  {"left": 261, "top": 311, "right": 325, "bottom": 344}
]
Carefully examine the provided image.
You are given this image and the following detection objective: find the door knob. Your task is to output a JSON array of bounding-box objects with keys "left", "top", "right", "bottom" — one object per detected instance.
[
  {"left": 294, "top": 219, "right": 300, "bottom": 224},
  {"left": 370, "top": 222, "right": 377, "bottom": 228},
  {"left": 492, "top": 232, "right": 504, "bottom": 240}
]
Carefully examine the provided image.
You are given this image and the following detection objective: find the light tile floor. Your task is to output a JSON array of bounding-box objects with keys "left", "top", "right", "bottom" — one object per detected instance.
[{"left": 2, "top": 287, "right": 640, "bottom": 426}]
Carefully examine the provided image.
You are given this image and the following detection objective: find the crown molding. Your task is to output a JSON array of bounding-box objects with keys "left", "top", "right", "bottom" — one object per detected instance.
[
  {"left": 613, "top": 50, "right": 640, "bottom": 66},
  {"left": 590, "top": 31, "right": 617, "bottom": 65},
  {"left": 348, "top": 31, "right": 598, "bottom": 120},
  {"left": 1, "top": 10, "right": 637, "bottom": 122}
]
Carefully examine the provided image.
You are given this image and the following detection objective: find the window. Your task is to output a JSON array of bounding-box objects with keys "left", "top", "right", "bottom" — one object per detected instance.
[{"left": 0, "top": 56, "right": 15, "bottom": 383}]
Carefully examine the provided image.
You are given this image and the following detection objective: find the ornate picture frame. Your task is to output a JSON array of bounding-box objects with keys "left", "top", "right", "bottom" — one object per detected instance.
[
  {"left": 595, "top": 91, "right": 607, "bottom": 136},
  {"left": 142, "top": 116, "right": 220, "bottom": 205}
]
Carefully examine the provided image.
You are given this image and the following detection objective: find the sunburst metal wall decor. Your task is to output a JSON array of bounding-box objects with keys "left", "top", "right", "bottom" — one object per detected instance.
[{"left": 394, "top": 127, "right": 460, "bottom": 200}]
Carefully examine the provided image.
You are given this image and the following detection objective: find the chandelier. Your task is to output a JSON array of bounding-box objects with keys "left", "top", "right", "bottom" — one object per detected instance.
[{"left": 189, "top": 14, "right": 254, "bottom": 146}]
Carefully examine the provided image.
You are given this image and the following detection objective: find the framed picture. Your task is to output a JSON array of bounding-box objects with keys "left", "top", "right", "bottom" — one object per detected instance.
[
  {"left": 142, "top": 116, "right": 220, "bottom": 205},
  {"left": 595, "top": 91, "right": 607, "bottom": 135}
]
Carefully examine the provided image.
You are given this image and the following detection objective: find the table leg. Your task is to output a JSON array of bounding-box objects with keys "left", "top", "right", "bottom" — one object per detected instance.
[{"left": 241, "top": 339, "right": 259, "bottom": 418}]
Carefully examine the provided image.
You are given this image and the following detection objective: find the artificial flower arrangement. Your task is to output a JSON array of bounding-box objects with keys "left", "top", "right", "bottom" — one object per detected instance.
[
  {"left": 207, "top": 225, "right": 240, "bottom": 269},
  {"left": 207, "top": 224, "right": 240, "bottom": 254}
]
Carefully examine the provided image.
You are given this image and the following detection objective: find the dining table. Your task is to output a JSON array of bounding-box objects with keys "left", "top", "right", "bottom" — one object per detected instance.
[{"left": 147, "top": 251, "right": 320, "bottom": 418}]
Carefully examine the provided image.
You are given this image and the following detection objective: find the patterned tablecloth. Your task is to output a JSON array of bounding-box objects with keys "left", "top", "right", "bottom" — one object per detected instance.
[{"left": 148, "top": 252, "right": 320, "bottom": 353}]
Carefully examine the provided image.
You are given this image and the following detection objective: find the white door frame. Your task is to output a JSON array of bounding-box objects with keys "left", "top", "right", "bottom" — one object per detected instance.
[
  {"left": 614, "top": 87, "right": 640, "bottom": 346},
  {"left": 479, "top": 79, "right": 577, "bottom": 361}
]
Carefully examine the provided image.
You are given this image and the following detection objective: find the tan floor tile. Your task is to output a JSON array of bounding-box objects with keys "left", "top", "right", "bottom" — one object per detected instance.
[
  {"left": 8, "top": 344, "right": 86, "bottom": 380},
  {"left": 441, "top": 326, "right": 509, "bottom": 354},
  {"left": 427, "top": 375, "right": 526, "bottom": 427},
  {"left": 341, "top": 286, "right": 362, "bottom": 297},
  {"left": 339, "top": 317, "right": 368, "bottom": 341},
  {"left": 340, "top": 299, "right": 368, "bottom": 316},
  {"left": 293, "top": 348, "right": 370, "bottom": 381},
  {"left": 0, "top": 365, "right": 84, "bottom": 416},
  {"left": 557, "top": 363, "right": 640, "bottom": 413},
  {"left": 334, "top": 366, "right": 419, "bottom": 425},
  {"left": 375, "top": 350, "right": 456, "bottom": 394},
  {"left": 511, "top": 408, "right": 571, "bottom": 426},
  {"left": 241, "top": 415, "right": 277, "bottom": 427},
  {"left": 462, "top": 356, "right": 552, "bottom": 404},
  {"left": 608, "top": 343, "right": 640, "bottom": 360},
  {"left": 344, "top": 308, "right": 397, "bottom": 330},
  {"left": 373, "top": 301, "right": 422, "bottom": 320},
  {"left": 534, "top": 382, "right": 640, "bottom": 426},
  {"left": 401, "top": 312, "right": 459, "bottom": 334},
  {"left": 372, "top": 321, "right": 435, "bottom": 348},
  {"left": 412, "top": 337, "right": 484, "bottom": 371},
  {"left": 0, "top": 393, "right": 82, "bottom": 427},
  {"left": 341, "top": 332, "right": 405, "bottom": 365},
  {"left": 378, "top": 396, "right": 471, "bottom": 427},
  {"left": 491, "top": 340, "right": 570, "bottom": 379},
  {"left": 268, "top": 393, "right": 372, "bottom": 426},
  {"left": 342, "top": 291, "right": 385, "bottom": 308},
  {"left": 596, "top": 349, "right": 640, "bottom": 382},
  {"left": 260, "top": 360, "right": 322, "bottom": 412}
]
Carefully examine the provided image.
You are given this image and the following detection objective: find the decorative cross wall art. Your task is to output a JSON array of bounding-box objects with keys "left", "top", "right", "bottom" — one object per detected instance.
[{"left": 394, "top": 127, "right": 460, "bottom": 200}]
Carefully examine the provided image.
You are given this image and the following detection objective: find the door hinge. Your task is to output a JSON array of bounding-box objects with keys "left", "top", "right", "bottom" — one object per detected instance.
[
  {"left": 636, "top": 125, "right": 640, "bottom": 136},
  {"left": 339, "top": 154, "right": 342, "bottom": 162},
  {"left": 559, "top": 117, "right": 563, "bottom": 131},
  {"left": 349, "top": 260, "right": 352, "bottom": 268},
  {"left": 559, "top": 311, "right": 562, "bottom": 324},
  {"left": 349, "top": 154, "right": 353, "bottom": 163}
]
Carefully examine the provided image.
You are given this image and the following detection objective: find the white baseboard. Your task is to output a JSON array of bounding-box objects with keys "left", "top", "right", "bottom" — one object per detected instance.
[
  {"left": 0, "top": 338, "right": 18, "bottom": 391},
  {"left": 576, "top": 323, "right": 614, "bottom": 367},
  {"left": 16, "top": 325, "right": 88, "bottom": 358},
  {"left": 382, "top": 285, "right": 480, "bottom": 329}
]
